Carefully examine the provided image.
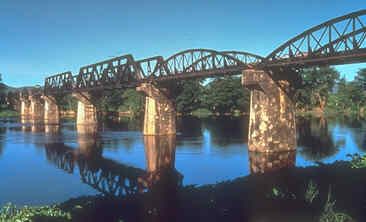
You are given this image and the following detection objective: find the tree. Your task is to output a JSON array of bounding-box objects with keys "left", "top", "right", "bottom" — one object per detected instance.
[
  {"left": 355, "top": 68, "right": 366, "bottom": 90},
  {"left": 119, "top": 89, "right": 145, "bottom": 118},
  {"left": 202, "top": 76, "right": 250, "bottom": 114},
  {"left": 295, "top": 66, "right": 339, "bottom": 112},
  {"left": 327, "top": 72, "right": 365, "bottom": 114},
  {"left": 175, "top": 79, "right": 203, "bottom": 114}
]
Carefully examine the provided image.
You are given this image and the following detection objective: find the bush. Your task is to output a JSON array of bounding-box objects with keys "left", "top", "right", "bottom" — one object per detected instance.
[{"left": 0, "top": 203, "right": 71, "bottom": 222}]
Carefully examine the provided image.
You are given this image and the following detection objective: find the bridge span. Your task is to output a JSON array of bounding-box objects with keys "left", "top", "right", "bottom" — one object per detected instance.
[{"left": 16, "top": 9, "right": 366, "bottom": 153}]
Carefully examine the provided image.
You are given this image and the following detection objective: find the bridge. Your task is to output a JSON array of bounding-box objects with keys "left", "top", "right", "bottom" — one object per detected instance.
[{"left": 16, "top": 10, "right": 366, "bottom": 153}]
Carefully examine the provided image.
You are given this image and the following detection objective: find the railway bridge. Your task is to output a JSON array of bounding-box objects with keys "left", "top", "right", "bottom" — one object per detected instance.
[{"left": 17, "top": 10, "right": 366, "bottom": 152}]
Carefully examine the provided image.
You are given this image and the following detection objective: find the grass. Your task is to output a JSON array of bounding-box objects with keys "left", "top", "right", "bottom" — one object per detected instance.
[
  {"left": 319, "top": 187, "right": 353, "bottom": 222},
  {"left": 0, "top": 110, "right": 19, "bottom": 118},
  {"left": 191, "top": 108, "right": 212, "bottom": 117}
]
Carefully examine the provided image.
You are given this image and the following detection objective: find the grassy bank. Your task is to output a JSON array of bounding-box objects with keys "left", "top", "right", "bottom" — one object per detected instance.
[{"left": 0, "top": 110, "right": 19, "bottom": 118}]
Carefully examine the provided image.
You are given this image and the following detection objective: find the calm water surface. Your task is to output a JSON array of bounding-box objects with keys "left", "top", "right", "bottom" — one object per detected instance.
[{"left": 0, "top": 116, "right": 365, "bottom": 207}]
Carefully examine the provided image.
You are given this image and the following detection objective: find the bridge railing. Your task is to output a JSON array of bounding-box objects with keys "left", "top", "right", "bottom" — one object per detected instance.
[
  {"left": 44, "top": 71, "right": 75, "bottom": 94},
  {"left": 43, "top": 49, "right": 265, "bottom": 93},
  {"left": 265, "top": 9, "right": 366, "bottom": 67}
]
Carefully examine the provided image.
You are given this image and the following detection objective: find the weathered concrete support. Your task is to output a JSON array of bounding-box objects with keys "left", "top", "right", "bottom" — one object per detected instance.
[
  {"left": 72, "top": 92, "right": 97, "bottom": 125},
  {"left": 249, "top": 151, "right": 296, "bottom": 174},
  {"left": 20, "top": 99, "right": 31, "bottom": 119},
  {"left": 29, "top": 95, "right": 44, "bottom": 122},
  {"left": 242, "top": 69, "right": 296, "bottom": 152},
  {"left": 43, "top": 96, "right": 60, "bottom": 124},
  {"left": 136, "top": 83, "right": 176, "bottom": 135}
]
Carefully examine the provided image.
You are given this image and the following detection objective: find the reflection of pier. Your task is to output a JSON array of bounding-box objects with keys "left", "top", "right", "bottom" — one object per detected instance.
[
  {"left": 249, "top": 151, "right": 296, "bottom": 174},
  {"left": 297, "top": 117, "right": 345, "bottom": 161},
  {"left": 44, "top": 128, "right": 182, "bottom": 197},
  {"left": 139, "top": 135, "right": 182, "bottom": 188}
]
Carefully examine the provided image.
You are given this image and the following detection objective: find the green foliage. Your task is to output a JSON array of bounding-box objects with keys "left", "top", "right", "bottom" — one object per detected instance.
[
  {"left": 268, "top": 186, "right": 296, "bottom": 200},
  {"left": 176, "top": 79, "right": 203, "bottom": 114},
  {"left": 119, "top": 89, "right": 145, "bottom": 118},
  {"left": 202, "top": 77, "right": 249, "bottom": 114},
  {"left": 347, "top": 153, "right": 366, "bottom": 168},
  {"left": 304, "top": 180, "right": 319, "bottom": 204},
  {"left": 0, "top": 203, "right": 71, "bottom": 222},
  {"left": 0, "top": 110, "right": 19, "bottom": 118},
  {"left": 328, "top": 77, "right": 365, "bottom": 114},
  {"left": 102, "top": 89, "right": 125, "bottom": 112},
  {"left": 58, "top": 94, "right": 77, "bottom": 112},
  {"left": 319, "top": 187, "right": 353, "bottom": 222},
  {"left": 191, "top": 108, "right": 212, "bottom": 117},
  {"left": 296, "top": 66, "right": 339, "bottom": 112}
]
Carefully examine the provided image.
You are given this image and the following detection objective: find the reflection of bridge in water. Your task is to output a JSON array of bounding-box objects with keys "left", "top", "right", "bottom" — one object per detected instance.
[
  {"left": 19, "top": 122, "right": 299, "bottom": 198},
  {"left": 45, "top": 143, "right": 147, "bottom": 196},
  {"left": 43, "top": 126, "right": 182, "bottom": 197}
]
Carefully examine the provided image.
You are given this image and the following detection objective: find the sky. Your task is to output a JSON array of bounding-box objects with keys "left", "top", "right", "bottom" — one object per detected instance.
[{"left": 1, "top": 0, "right": 366, "bottom": 87}]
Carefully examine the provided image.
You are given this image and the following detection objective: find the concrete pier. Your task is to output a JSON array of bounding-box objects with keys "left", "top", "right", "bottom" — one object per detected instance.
[
  {"left": 136, "top": 83, "right": 176, "bottom": 135},
  {"left": 242, "top": 69, "right": 296, "bottom": 152},
  {"left": 29, "top": 95, "right": 44, "bottom": 121},
  {"left": 20, "top": 99, "right": 31, "bottom": 119},
  {"left": 43, "top": 96, "right": 60, "bottom": 124},
  {"left": 72, "top": 92, "right": 97, "bottom": 125}
]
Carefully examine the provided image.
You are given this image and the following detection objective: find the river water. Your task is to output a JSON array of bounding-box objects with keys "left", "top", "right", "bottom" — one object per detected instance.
[{"left": 0, "top": 115, "right": 365, "bottom": 209}]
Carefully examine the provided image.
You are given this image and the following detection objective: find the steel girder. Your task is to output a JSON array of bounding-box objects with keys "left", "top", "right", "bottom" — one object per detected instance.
[
  {"left": 265, "top": 9, "right": 366, "bottom": 67},
  {"left": 43, "top": 49, "right": 262, "bottom": 94}
]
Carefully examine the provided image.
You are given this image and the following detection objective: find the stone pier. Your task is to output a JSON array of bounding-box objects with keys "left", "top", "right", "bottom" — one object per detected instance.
[
  {"left": 43, "top": 96, "right": 60, "bottom": 124},
  {"left": 72, "top": 92, "right": 97, "bottom": 125},
  {"left": 29, "top": 95, "right": 44, "bottom": 121},
  {"left": 242, "top": 69, "right": 296, "bottom": 152},
  {"left": 136, "top": 83, "right": 176, "bottom": 135},
  {"left": 20, "top": 99, "right": 31, "bottom": 119}
]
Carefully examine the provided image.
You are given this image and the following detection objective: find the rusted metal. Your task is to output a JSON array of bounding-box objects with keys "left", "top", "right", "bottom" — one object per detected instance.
[
  {"left": 265, "top": 9, "right": 366, "bottom": 68},
  {"left": 43, "top": 49, "right": 263, "bottom": 94}
]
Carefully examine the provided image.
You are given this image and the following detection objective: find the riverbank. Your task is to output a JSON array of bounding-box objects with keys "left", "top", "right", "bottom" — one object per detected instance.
[
  {"left": 0, "top": 110, "right": 19, "bottom": 118},
  {"left": 2, "top": 159, "right": 364, "bottom": 222}
]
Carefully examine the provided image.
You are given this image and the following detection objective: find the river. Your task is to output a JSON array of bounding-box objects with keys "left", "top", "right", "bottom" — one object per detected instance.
[{"left": 0, "top": 115, "right": 365, "bottom": 216}]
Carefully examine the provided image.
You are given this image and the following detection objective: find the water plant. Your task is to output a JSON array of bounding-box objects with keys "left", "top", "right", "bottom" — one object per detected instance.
[
  {"left": 0, "top": 203, "right": 71, "bottom": 222},
  {"left": 347, "top": 153, "right": 366, "bottom": 168},
  {"left": 269, "top": 186, "right": 296, "bottom": 200},
  {"left": 319, "top": 187, "right": 353, "bottom": 222},
  {"left": 304, "top": 180, "right": 319, "bottom": 204}
]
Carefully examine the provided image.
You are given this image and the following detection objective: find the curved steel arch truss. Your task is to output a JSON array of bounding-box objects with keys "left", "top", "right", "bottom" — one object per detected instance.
[
  {"left": 149, "top": 49, "right": 263, "bottom": 80},
  {"left": 266, "top": 9, "right": 366, "bottom": 67}
]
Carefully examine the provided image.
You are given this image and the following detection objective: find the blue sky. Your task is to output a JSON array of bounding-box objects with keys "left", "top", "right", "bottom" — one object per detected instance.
[{"left": 1, "top": 0, "right": 365, "bottom": 87}]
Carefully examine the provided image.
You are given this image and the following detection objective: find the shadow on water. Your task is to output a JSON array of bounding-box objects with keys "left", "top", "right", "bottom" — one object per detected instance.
[
  {"left": 297, "top": 116, "right": 345, "bottom": 162},
  {"left": 57, "top": 143, "right": 366, "bottom": 222},
  {"left": 201, "top": 116, "right": 249, "bottom": 146},
  {"left": 0, "top": 127, "right": 6, "bottom": 159},
  {"left": 337, "top": 116, "right": 366, "bottom": 151}
]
